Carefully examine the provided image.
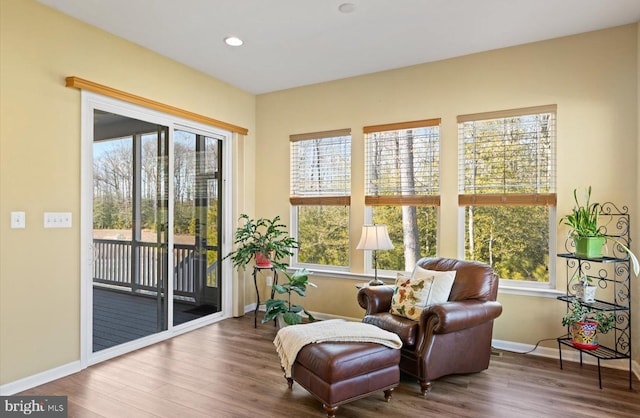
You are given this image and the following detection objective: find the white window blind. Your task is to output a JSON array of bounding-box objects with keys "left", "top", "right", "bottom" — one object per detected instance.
[
  {"left": 290, "top": 129, "right": 351, "bottom": 205},
  {"left": 363, "top": 118, "right": 441, "bottom": 206},
  {"left": 457, "top": 105, "right": 557, "bottom": 206}
]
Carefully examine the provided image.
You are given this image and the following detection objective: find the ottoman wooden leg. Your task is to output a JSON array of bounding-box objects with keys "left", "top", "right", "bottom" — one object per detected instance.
[
  {"left": 384, "top": 387, "right": 394, "bottom": 402},
  {"left": 323, "top": 404, "right": 338, "bottom": 418},
  {"left": 286, "top": 377, "right": 294, "bottom": 389}
]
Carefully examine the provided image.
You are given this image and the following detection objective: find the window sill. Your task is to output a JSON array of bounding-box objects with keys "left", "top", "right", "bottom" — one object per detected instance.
[
  {"left": 498, "top": 284, "right": 564, "bottom": 299},
  {"left": 290, "top": 267, "right": 564, "bottom": 298},
  {"left": 287, "top": 267, "right": 396, "bottom": 284}
]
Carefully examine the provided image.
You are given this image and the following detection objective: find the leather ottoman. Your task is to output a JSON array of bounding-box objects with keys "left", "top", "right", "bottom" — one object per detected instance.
[{"left": 286, "top": 342, "right": 400, "bottom": 417}]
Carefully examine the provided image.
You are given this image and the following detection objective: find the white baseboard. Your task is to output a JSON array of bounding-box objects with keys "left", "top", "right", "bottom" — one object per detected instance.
[
  {"left": 492, "top": 338, "right": 640, "bottom": 382},
  {"left": 0, "top": 360, "right": 82, "bottom": 396}
]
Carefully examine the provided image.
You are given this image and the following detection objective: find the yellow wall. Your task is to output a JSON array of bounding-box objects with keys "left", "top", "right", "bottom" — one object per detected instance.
[
  {"left": 0, "top": 0, "right": 255, "bottom": 384},
  {"left": 256, "top": 25, "right": 638, "bottom": 357},
  {"left": 1, "top": 0, "right": 638, "bottom": 387}
]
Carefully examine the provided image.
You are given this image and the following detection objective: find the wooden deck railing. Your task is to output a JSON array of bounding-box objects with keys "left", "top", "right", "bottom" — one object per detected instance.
[{"left": 93, "top": 238, "right": 218, "bottom": 301}]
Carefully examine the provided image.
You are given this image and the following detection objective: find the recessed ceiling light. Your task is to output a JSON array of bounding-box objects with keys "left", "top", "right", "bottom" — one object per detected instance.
[
  {"left": 224, "top": 36, "right": 244, "bottom": 47},
  {"left": 338, "top": 3, "right": 355, "bottom": 13}
]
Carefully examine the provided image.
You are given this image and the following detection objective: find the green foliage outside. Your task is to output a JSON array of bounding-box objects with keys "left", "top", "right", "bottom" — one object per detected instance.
[
  {"left": 93, "top": 132, "right": 221, "bottom": 281},
  {"left": 373, "top": 206, "right": 437, "bottom": 271},
  {"left": 465, "top": 206, "right": 549, "bottom": 282},
  {"left": 297, "top": 206, "right": 349, "bottom": 266},
  {"left": 460, "top": 113, "right": 554, "bottom": 282},
  {"left": 95, "top": 113, "right": 553, "bottom": 283}
]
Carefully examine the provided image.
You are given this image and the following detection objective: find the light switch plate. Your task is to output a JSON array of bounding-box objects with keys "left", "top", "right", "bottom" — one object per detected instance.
[
  {"left": 44, "top": 212, "right": 72, "bottom": 228},
  {"left": 11, "top": 211, "right": 26, "bottom": 229}
]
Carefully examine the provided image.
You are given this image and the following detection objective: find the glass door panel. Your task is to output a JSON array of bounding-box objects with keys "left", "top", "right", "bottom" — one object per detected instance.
[
  {"left": 173, "top": 130, "right": 223, "bottom": 325},
  {"left": 92, "top": 110, "right": 169, "bottom": 352}
]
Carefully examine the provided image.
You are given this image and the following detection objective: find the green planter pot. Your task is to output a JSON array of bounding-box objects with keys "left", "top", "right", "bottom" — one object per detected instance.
[{"left": 574, "top": 236, "right": 605, "bottom": 258}]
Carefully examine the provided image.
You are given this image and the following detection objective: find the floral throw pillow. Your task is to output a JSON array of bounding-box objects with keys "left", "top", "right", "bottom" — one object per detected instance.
[{"left": 389, "top": 273, "right": 433, "bottom": 320}]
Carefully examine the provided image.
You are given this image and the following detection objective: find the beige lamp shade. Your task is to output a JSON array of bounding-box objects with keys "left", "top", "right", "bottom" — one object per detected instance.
[
  {"left": 356, "top": 224, "right": 394, "bottom": 251},
  {"left": 357, "top": 224, "right": 393, "bottom": 286}
]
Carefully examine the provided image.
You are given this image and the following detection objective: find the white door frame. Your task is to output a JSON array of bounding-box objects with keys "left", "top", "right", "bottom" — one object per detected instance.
[{"left": 80, "top": 91, "right": 233, "bottom": 367}]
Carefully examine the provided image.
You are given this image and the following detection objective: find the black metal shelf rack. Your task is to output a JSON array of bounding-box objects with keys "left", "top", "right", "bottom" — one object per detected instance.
[{"left": 556, "top": 202, "right": 633, "bottom": 389}]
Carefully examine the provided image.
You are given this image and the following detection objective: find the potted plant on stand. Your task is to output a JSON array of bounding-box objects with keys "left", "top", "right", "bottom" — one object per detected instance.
[
  {"left": 570, "top": 273, "right": 597, "bottom": 303},
  {"left": 224, "top": 214, "right": 299, "bottom": 270},
  {"left": 559, "top": 187, "right": 639, "bottom": 275},
  {"left": 559, "top": 186, "right": 606, "bottom": 258},
  {"left": 262, "top": 269, "right": 317, "bottom": 327},
  {"left": 562, "top": 301, "right": 615, "bottom": 350}
]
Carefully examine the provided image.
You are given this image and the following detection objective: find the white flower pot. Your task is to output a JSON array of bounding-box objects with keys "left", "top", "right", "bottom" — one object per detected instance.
[{"left": 581, "top": 285, "right": 597, "bottom": 303}]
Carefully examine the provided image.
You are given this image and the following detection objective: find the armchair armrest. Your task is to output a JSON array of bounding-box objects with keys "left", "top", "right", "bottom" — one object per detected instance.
[
  {"left": 357, "top": 286, "right": 395, "bottom": 314},
  {"left": 420, "top": 300, "right": 502, "bottom": 335}
]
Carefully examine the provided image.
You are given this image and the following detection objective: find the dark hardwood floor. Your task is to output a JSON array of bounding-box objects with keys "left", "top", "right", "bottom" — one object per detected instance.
[
  {"left": 20, "top": 313, "right": 640, "bottom": 417},
  {"left": 93, "top": 287, "right": 218, "bottom": 352}
]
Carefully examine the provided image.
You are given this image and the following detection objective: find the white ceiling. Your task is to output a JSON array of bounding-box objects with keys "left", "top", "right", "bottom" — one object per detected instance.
[{"left": 37, "top": 0, "right": 640, "bottom": 94}]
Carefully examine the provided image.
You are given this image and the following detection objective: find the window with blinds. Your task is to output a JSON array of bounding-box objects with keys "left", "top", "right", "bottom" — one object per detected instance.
[
  {"left": 458, "top": 105, "right": 557, "bottom": 205},
  {"left": 363, "top": 118, "right": 441, "bottom": 206},
  {"left": 363, "top": 119, "right": 441, "bottom": 272},
  {"left": 457, "top": 105, "right": 557, "bottom": 284},
  {"left": 290, "top": 129, "right": 351, "bottom": 206},
  {"left": 290, "top": 129, "right": 351, "bottom": 268}
]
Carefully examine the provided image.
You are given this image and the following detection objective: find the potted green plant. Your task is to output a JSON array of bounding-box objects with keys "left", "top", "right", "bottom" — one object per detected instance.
[
  {"left": 224, "top": 214, "right": 299, "bottom": 270},
  {"left": 559, "top": 187, "right": 639, "bottom": 276},
  {"left": 562, "top": 301, "right": 615, "bottom": 350},
  {"left": 559, "top": 186, "right": 605, "bottom": 258},
  {"left": 262, "top": 269, "right": 317, "bottom": 327}
]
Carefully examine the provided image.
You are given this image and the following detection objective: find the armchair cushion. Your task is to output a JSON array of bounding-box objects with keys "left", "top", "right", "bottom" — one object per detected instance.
[{"left": 412, "top": 266, "right": 456, "bottom": 305}]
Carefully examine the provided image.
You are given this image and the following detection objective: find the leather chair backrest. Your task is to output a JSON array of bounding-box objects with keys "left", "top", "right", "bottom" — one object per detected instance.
[{"left": 416, "top": 257, "right": 499, "bottom": 302}]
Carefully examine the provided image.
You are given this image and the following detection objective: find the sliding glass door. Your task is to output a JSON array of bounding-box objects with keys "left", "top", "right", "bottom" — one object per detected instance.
[
  {"left": 92, "top": 110, "right": 169, "bottom": 352},
  {"left": 89, "top": 106, "right": 227, "bottom": 355},
  {"left": 173, "top": 130, "right": 223, "bottom": 325}
]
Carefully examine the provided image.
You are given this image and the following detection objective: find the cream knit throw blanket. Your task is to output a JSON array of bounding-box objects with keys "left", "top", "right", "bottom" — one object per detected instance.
[{"left": 273, "top": 319, "right": 402, "bottom": 378}]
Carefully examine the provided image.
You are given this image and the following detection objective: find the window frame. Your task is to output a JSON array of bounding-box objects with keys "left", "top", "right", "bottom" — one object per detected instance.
[
  {"left": 457, "top": 105, "right": 557, "bottom": 288},
  {"left": 362, "top": 119, "right": 442, "bottom": 274},
  {"left": 289, "top": 129, "right": 352, "bottom": 271}
]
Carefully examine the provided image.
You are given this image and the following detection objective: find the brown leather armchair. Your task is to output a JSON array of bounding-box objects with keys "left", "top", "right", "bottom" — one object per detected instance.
[{"left": 357, "top": 257, "right": 502, "bottom": 396}]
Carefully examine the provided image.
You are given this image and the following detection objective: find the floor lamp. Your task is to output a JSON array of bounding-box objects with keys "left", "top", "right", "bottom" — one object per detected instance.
[{"left": 356, "top": 224, "right": 394, "bottom": 286}]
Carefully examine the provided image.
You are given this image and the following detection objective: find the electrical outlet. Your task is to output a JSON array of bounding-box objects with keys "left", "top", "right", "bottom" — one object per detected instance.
[
  {"left": 11, "top": 211, "right": 26, "bottom": 229},
  {"left": 44, "top": 212, "right": 72, "bottom": 228},
  {"left": 266, "top": 276, "right": 273, "bottom": 286}
]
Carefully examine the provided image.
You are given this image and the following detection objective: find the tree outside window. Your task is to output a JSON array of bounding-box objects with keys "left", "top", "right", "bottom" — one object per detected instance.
[
  {"left": 290, "top": 129, "right": 351, "bottom": 268},
  {"left": 364, "top": 119, "right": 440, "bottom": 272},
  {"left": 458, "top": 105, "right": 556, "bottom": 283}
]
